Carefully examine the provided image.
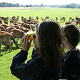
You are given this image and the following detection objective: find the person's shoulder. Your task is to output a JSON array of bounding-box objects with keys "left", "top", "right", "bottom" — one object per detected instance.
[
  {"left": 27, "top": 56, "right": 43, "bottom": 65},
  {"left": 63, "top": 51, "right": 72, "bottom": 61},
  {"left": 71, "top": 50, "right": 79, "bottom": 57},
  {"left": 71, "top": 50, "right": 80, "bottom": 61},
  {"left": 67, "top": 49, "right": 79, "bottom": 57},
  {"left": 63, "top": 50, "right": 78, "bottom": 62}
]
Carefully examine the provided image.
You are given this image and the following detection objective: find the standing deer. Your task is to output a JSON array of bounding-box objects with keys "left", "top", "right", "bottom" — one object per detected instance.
[{"left": 0, "top": 31, "right": 13, "bottom": 53}]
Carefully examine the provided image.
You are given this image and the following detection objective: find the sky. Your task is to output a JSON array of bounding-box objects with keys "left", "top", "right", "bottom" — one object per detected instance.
[{"left": 0, "top": 0, "right": 80, "bottom": 5}]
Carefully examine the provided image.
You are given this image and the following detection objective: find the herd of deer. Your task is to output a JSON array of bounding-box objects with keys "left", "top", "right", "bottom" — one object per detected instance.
[
  {"left": 0, "top": 16, "right": 39, "bottom": 53},
  {"left": 0, "top": 15, "right": 80, "bottom": 53}
]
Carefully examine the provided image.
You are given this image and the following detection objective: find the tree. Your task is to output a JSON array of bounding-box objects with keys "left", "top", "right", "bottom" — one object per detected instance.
[
  {"left": 26, "top": 5, "right": 29, "bottom": 7},
  {"left": 66, "top": 4, "right": 77, "bottom": 8},
  {"left": 15, "top": 3, "right": 19, "bottom": 7},
  {"left": 41, "top": 3, "right": 44, "bottom": 7},
  {"left": 2, "top": 2, "right": 7, "bottom": 7},
  {"left": 30, "top": 4, "right": 32, "bottom": 7}
]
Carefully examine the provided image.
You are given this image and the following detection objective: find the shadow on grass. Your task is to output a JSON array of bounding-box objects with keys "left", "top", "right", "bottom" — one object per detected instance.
[
  {"left": 0, "top": 54, "right": 3, "bottom": 57},
  {"left": 0, "top": 41, "right": 33, "bottom": 57},
  {"left": 0, "top": 44, "right": 22, "bottom": 57}
]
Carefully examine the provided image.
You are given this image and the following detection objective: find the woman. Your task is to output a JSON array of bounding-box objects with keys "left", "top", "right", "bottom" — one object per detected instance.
[
  {"left": 60, "top": 24, "right": 80, "bottom": 80},
  {"left": 10, "top": 21, "right": 63, "bottom": 80}
]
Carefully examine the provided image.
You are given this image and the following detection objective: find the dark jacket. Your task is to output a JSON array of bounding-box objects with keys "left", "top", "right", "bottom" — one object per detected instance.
[
  {"left": 10, "top": 49, "right": 60, "bottom": 80},
  {"left": 59, "top": 49, "right": 80, "bottom": 80}
]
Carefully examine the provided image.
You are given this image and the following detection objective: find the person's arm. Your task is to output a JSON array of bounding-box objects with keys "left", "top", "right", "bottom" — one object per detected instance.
[
  {"left": 10, "top": 33, "right": 36, "bottom": 79},
  {"left": 10, "top": 50, "right": 38, "bottom": 79},
  {"left": 10, "top": 50, "right": 28, "bottom": 78}
]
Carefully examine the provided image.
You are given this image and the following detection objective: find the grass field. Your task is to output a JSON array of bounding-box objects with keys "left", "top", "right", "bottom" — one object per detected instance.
[
  {"left": 0, "top": 39, "right": 34, "bottom": 80},
  {"left": 0, "top": 7, "right": 80, "bottom": 25},
  {"left": 0, "top": 7, "right": 80, "bottom": 80}
]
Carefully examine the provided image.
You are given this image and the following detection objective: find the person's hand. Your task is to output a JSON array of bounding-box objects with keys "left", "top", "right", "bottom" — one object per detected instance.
[{"left": 20, "top": 33, "right": 32, "bottom": 52}]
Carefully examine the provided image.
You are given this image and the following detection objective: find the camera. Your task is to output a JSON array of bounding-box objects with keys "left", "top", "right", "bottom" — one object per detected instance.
[{"left": 23, "top": 31, "right": 36, "bottom": 40}]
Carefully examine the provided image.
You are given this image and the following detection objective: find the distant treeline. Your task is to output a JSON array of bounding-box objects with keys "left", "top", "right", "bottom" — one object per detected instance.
[
  {"left": 0, "top": 2, "right": 20, "bottom": 7},
  {"left": 0, "top": 2, "right": 80, "bottom": 8},
  {"left": 59, "top": 3, "right": 80, "bottom": 8}
]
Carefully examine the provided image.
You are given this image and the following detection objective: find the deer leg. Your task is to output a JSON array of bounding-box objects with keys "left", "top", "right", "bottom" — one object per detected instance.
[
  {"left": 9, "top": 40, "right": 13, "bottom": 52},
  {"left": 12, "top": 37, "right": 18, "bottom": 48},
  {"left": 4, "top": 42, "right": 9, "bottom": 50},
  {"left": 0, "top": 42, "right": 1, "bottom": 53}
]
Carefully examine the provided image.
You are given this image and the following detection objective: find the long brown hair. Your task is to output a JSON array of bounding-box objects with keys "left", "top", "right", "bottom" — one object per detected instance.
[{"left": 37, "top": 21, "right": 63, "bottom": 69}]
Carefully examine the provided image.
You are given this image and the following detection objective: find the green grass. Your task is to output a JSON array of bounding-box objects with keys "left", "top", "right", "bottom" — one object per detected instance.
[
  {"left": 0, "top": 49, "right": 20, "bottom": 80},
  {"left": 0, "top": 7, "right": 80, "bottom": 26},
  {"left": 0, "top": 7, "right": 80, "bottom": 80},
  {"left": 0, "top": 40, "right": 34, "bottom": 80}
]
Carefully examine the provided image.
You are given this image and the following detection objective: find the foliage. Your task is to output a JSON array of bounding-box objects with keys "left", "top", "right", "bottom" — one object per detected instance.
[
  {"left": 0, "top": 2, "right": 80, "bottom": 8},
  {"left": 0, "top": 2, "right": 19, "bottom": 7}
]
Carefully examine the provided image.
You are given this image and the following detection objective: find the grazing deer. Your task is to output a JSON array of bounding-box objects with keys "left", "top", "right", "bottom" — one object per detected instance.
[{"left": 0, "top": 31, "right": 13, "bottom": 53}]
